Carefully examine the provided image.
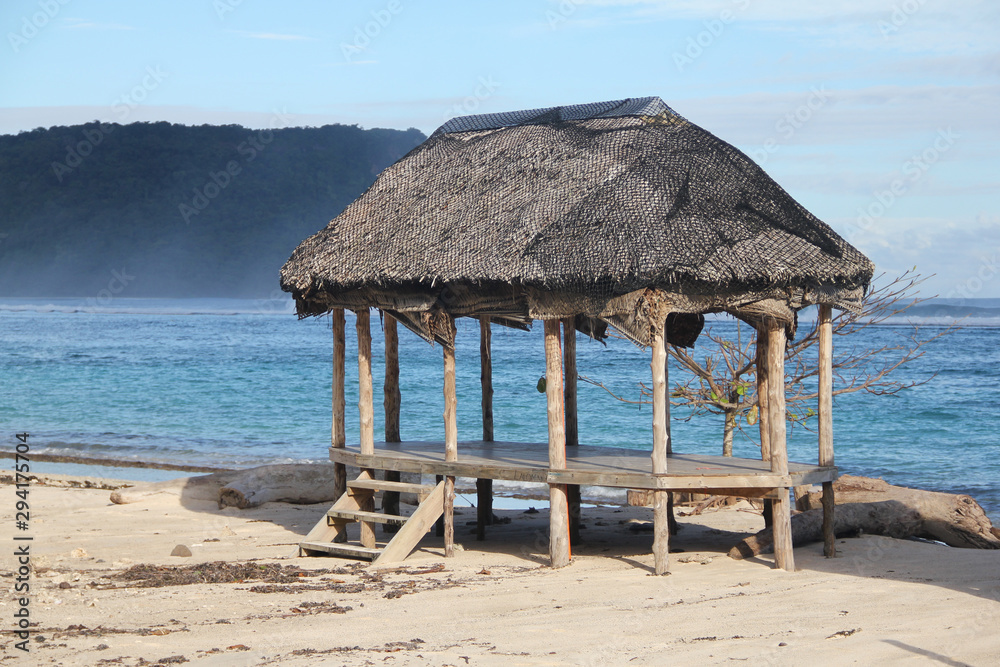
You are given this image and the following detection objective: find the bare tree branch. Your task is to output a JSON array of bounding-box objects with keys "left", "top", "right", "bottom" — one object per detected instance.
[{"left": 587, "top": 271, "right": 953, "bottom": 454}]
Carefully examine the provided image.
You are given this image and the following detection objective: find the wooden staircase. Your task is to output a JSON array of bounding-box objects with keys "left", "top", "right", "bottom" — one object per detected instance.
[{"left": 299, "top": 470, "right": 445, "bottom": 566}]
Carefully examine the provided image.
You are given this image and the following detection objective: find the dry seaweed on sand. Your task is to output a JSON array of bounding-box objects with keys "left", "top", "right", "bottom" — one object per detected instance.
[{"left": 110, "top": 561, "right": 354, "bottom": 588}]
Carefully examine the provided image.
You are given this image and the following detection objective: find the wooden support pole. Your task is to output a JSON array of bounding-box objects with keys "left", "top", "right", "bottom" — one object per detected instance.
[
  {"left": 756, "top": 325, "right": 773, "bottom": 528},
  {"left": 331, "top": 309, "right": 347, "bottom": 499},
  {"left": 443, "top": 317, "right": 458, "bottom": 558},
  {"left": 767, "top": 322, "right": 794, "bottom": 571},
  {"left": 562, "top": 318, "right": 579, "bottom": 448},
  {"left": 356, "top": 309, "right": 375, "bottom": 456},
  {"left": 818, "top": 304, "right": 836, "bottom": 558},
  {"left": 435, "top": 474, "right": 444, "bottom": 537},
  {"left": 331, "top": 309, "right": 348, "bottom": 543},
  {"left": 383, "top": 314, "right": 401, "bottom": 534},
  {"left": 651, "top": 321, "right": 670, "bottom": 575},
  {"left": 355, "top": 308, "right": 376, "bottom": 549},
  {"left": 562, "top": 317, "right": 582, "bottom": 546},
  {"left": 384, "top": 314, "right": 401, "bottom": 443},
  {"left": 477, "top": 316, "right": 494, "bottom": 541},
  {"left": 544, "top": 319, "right": 571, "bottom": 568}
]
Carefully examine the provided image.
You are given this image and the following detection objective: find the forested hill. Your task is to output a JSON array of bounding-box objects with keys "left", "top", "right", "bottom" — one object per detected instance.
[{"left": 0, "top": 121, "right": 425, "bottom": 298}]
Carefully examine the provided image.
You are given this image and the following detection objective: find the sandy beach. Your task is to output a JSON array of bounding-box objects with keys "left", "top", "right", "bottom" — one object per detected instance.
[{"left": 2, "top": 472, "right": 998, "bottom": 666}]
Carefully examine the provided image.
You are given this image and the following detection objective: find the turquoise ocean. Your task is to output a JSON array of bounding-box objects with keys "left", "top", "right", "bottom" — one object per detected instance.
[{"left": 3, "top": 296, "right": 998, "bottom": 522}]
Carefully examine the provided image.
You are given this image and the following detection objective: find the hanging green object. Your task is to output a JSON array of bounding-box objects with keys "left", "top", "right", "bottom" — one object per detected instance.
[{"left": 536, "top": 376, "right": 546, "bottom": 393}]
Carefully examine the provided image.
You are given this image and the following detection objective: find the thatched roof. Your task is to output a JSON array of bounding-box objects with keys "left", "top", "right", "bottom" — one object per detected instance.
[{"left": 281, "top": 97, "right": 873, "bottom": 347}]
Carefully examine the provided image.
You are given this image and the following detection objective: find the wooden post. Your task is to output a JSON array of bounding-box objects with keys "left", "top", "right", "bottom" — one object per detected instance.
[
  {"left": 477, "top": 316, "right": 494, "bottom": 541},
  {"left": 562, "top": 317, "right": 582, "bottom": 546},
  {"left": 384, "top": 314, "right": 401, "bottom": 443},
  {"left": 651, "top": 319, "right": 670, "bottom": 575},
  {"left": 818, "top": 304, "right": 836, "bottom": 558},
  {"left": 383, "top": 314, "right": 402, "bottom": 534},
  {"left": 331, "top": 309, "right": 348, "bottom": 543},
  {"left": 443, "top": 317, "right": 458, "bottom": 558},
  {"left": 332, "top": 309, "right": 347, "bottom": 499},
  {"left": 355, "top": 308, "right": 376, "bottom": 549},
  {"left": 756, "top": 325, "right": 772, "bottom": 528},
  {"left": 544, "top": 319, "right": 571, "bottom": 568},
  {"left": 767, "top": 322, "right": 794, "bottom": 571}
]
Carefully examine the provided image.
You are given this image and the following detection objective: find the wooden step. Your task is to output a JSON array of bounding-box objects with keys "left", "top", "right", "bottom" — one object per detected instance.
[
  {"left": 347, "top": 479, "right": 436, "bottom": 495},
  {"left": 298, "top": 541, "right": 381, "bottom": 560},
  {"left": 327, "top": 509, "right": 409, "bottom": 525}
]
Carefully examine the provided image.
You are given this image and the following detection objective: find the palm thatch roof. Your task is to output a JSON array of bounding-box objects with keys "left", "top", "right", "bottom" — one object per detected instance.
[{"left": 281, "top": 97, "right": 873, "bottom": 347}]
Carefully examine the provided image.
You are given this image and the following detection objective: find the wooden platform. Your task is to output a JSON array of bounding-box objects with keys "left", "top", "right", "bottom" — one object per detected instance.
[{"left": 329, "top": 441, "right": 836, "bottom": 496}]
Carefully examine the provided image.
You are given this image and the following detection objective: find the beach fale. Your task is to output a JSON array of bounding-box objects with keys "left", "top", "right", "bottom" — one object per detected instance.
[{"left": 280, "top": 97, "right": 875, "bottom": 573}]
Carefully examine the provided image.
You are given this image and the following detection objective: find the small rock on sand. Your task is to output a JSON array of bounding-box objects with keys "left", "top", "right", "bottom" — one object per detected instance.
[{"left": 170, "top": 544, "right": 193, "bottom": 557}]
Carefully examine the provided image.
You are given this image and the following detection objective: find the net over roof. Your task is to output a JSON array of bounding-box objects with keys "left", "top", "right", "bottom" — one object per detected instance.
[{"left": 281, "top": 97, "right": 874, "bottom": 347}]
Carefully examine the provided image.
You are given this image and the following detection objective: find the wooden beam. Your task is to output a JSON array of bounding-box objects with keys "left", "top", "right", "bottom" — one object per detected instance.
[
  {"left": 356, "top": 309, "right": 375, "bottom": 456},
  {"left": 477, "top": 316, "right": 494, "bottom": 541},
  {"left": 756, "top": 324, "right": 772, "bottom": 529},
  {"left": 650, "top": 320, "right": 670, "bottom": 575},
  {"left": 767, "top": 322, "right": 794, "bottom": 571},
  {"left": 818, "top": 304, "right": 836, "bottom": 558},
  {"left": 443, "top": 317, "right": 458, "bottom": 558},
  {"left": 355, "top": 308, "right": 376, "bottom": 549},
  {"left": 651, "top": 322, "right": 669, "bottom": 476},
  {"left": 480, "top": 316, "right": 494, "bottom": 442},
  {"left": 383, "top": 313, "right": 402, "bottom": 534},
  {"left": 755, "top": 325, "right": 771, "bottom": 462},
  {"left": 562, "top": 318, "right": 579, "bottom": 447},
  {"left": 331, "top": 309, "right": 347, "bottom": 504},
  {"left": 372, "top": 480, "right": 446, "bottom": 567},
  {"left": 329, "top": 441, "right": 835, "bottom": 488},
  {"left": 562, "top": 316, "right": 581, "bottom": 546},
  {"left": 384, "top": 314, "right": 401, "bottom": 443},
  {"left": 544, "top": 319, "right": 570, "bottom": 568}
]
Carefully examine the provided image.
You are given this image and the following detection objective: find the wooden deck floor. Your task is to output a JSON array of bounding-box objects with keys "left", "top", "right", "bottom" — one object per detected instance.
[{"left": 329, "top": 441, "right": 836, "bottom": 495}]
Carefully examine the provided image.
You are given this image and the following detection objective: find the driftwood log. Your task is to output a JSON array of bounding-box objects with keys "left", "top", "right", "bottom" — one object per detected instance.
[
  {"left": 110, "top": 464, "right": 341, "bottom": 509},
  {"left": 730, "top": 475, "right": 1000, "bottom": 559}
]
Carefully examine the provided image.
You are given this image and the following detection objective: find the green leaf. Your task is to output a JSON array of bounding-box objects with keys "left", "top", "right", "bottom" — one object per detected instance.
[
  {"left": 736, "top": 386, "right": 746, "bottom": 396},
  {"left": 710, "top": 391, "right": 718, "bottom": 401}
]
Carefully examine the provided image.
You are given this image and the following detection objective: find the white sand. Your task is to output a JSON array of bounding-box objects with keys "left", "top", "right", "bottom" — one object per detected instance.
[{"left": 3, "top": 475, "right": 999, "bottom": 666}]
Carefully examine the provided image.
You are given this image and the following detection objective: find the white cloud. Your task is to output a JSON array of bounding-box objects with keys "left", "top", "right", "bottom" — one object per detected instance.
[
  {"left": 547, "top": 0, "right": 998, "bottom": 54},
  {"left": 229, "top": 30, "right": 316, "bottom": 41},
  {"left": 673, "top": 83, "right": 1000, "bottom": 148},
  {"left": 837, "top": 218, "right": 1000, "bottom": 298},
  {"left": 322, "top": 60, "right": 379, "bottom": 67},
  {"left": 62, "top": 18, "right": 134, "bottom": 31}
]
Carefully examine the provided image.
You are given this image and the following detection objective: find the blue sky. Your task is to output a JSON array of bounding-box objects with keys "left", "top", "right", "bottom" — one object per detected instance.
[{"left": 2, "top": 0, "right": 998, "bottom": 298}]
